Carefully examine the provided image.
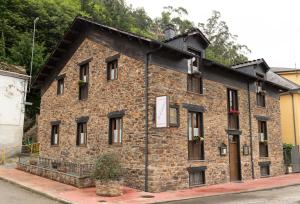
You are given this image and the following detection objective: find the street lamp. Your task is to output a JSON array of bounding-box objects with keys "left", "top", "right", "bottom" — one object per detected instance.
[{"left": 28, "top": 17, "right": 39, "bottom": 92}]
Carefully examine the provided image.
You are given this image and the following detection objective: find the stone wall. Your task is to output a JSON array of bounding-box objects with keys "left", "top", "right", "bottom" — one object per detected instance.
[
  {"left": 17, "top": 162, "right": 94, "bottom": 188},
  {"left": 146, "top": 63, "right": 284, "bottom": 192},
  {"left": 38, "top": 37, "right": 146, "bottom": 190}
]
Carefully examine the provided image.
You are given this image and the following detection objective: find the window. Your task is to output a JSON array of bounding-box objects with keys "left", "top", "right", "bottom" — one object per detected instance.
[
  {"left": 57, "top": 78, "right": 64, "bottom": 95},
  {"left": 187, "top": 48, "right": 203, "bottom": 94},
  {"left": 227, "top": 89, "right": 239, "bottom": 130},
  {"left": 109, "top": 117, "right": 122, "bottom": 144},
  {"left": 107, "top": 59, "right": 118, "bottom": 80},
  {"left": 51, "top": 124, "right": 59, "bottom": 146},
  {"left": 76, "top": 122, "right": 87, "bottom": 146},
  {"left": 260, "top": 165, "right": 270, "bottom": 177},
  {"left": 79, "top": 63, "right": 89, "bottom": 100},
  {"left": 169, "top": 105, "right": 179, "bottom": 127},
  {"left": 187, "top": 76, "right": 203, "bottom": 94},
  {"left": 188, "top": 112, "right": 204, "bottom": 160},
  {"left": 256, "top": 80, "right": 266, "bottom": 107},
  {"left": 258, "top": 121, "right": 268, "bottom": 157},
  {"left": 189, "top": 170, "right": 205, "bottom": 186}
]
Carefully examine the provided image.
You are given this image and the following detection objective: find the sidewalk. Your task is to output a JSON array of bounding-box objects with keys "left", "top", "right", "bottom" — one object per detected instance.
[{"left": 1, "top": 167, "right": 300, "bottom": 204}]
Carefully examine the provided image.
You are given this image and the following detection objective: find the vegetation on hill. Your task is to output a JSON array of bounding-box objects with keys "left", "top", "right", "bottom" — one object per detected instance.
[{"left": 0, "top": 0, "right": 250, "bottom": 119}]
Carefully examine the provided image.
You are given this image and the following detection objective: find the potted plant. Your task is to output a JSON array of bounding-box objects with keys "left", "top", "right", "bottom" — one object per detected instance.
[{"left": 92, "top": 153, "right": 122, "bottom": 196}]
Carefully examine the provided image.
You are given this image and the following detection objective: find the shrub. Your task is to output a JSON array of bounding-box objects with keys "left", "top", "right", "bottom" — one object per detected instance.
[
  {"left": 92, "top": 153, "right": 122, "bottom": 181},
  {"left": 283, "top": 143, "right": 293, "bottom": 165}
]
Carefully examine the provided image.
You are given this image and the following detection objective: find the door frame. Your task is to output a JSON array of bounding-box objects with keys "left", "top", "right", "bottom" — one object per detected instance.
[{"left": 228, "top": 134, "right": 242, "bottom": 181}]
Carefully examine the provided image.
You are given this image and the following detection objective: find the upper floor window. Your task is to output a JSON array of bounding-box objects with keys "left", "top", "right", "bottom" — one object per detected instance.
[
  {"left": 227, "top": 89, "right": 239, "bottom": 130},
  {"left": 109, "top": 117, "right": 123, "bottom": 145},
  {"left": 187, "top": 48, "right": 203, "bottom": 94},
  {"left": 51, "top": 124, "right": 59, "bottom": 146},
  {"left": 107, "top": 59, "right": 118, "bottom": 81},
  {"left": 76, "top": 122, "right": 87, "bottom": 146},
  {"left": 258, "top": 120, "right": 268, "bottom": 157},
  {"left": 169, "top": 105, "right": 179, "bottom": 127},
  {"left": 256, "top": 74, "right": 266, "bottom": 107},
  {"left": 79, "top": 63, "right": 89, "bottom": 100},
  {"left": 188, "top": 111, "right": 204, "bottom": 160},
  {"left": 57, "top": 78, "right": 64, "bottom": 95}
]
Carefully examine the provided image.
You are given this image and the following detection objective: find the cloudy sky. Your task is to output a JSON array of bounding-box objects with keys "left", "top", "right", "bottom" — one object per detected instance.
[{"left": 126, "top": 0, "right": 300, "bottom": 68}]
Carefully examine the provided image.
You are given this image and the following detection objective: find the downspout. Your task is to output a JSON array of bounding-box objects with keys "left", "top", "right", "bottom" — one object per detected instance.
[
  {"left": 247, "top": 82, "right": 255, "bottom": 179},
  {"left": 291, "top": 94, "right": 297, "bottom": 146},
  {"left": 144, "top": 45, "right": 162, "bottom": 192}
]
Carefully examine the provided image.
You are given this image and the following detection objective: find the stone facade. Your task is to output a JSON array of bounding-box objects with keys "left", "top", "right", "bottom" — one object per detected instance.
[{"left": 37, "top": 30, "right": 284, "bottom": 192}]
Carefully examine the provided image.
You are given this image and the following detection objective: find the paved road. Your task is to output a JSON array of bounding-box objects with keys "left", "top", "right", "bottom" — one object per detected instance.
[
  {"left": 0, "top": 179, "right": 61, "bottom": 204},
  {"left": 163, "top": 185, "right": 300, "bottom": 204}
]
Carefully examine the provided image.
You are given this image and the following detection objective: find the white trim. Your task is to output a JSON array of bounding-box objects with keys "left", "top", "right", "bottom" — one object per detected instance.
[{"left": 0, "top": 69, "right": 29, "bottom": 80}]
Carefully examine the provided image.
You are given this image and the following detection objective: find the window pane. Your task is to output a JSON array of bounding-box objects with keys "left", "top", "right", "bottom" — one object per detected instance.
[{"left": 170, "top": 107, "right": 177, "bottom": 125}]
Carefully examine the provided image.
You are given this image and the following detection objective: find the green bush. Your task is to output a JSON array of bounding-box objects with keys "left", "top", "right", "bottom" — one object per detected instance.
[
  {"left": 283, "top": 143, "right": 293, "bottom": 165},
  {"left": 92, "top": 153, "right": 122, "bottom": 181}
]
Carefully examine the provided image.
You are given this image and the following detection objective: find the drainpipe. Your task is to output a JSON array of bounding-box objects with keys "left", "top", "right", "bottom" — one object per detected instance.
[
  {"left": 291, "top": 94, "right": 297, "bottom": 146},
  {"left": 247, "top": 82, "right": 255, "bottom": 179},
  {"left": 144, "top": 45, "right": 162, "bottom": 192}
]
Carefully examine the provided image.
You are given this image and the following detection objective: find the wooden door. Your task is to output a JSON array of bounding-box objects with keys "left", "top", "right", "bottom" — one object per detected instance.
[{"left": 229, "top": 135, "right": 241, "bottom": 181}]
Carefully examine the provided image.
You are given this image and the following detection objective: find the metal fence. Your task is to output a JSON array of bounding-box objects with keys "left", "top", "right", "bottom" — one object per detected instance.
[{"left": 18, "top": 155, "right": 94, "bottom": 178}]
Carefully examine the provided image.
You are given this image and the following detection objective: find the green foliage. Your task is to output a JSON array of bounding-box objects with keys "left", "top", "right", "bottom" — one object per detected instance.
[
  {"left": 92, "top": 153, "right": 122, "bottom": 181},
  {"left": 283, "top": 143, "right": 293, "bottom": 165},
  {"left": 0, "top": 1, "right": 250, "bottom": 121},
  {"left": 199, "top": 11, "right": 250, "bottom": 66}
]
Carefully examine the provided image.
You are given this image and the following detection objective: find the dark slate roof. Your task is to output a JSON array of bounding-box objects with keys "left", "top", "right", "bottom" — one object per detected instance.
[
  {"left": 266, "top": 71, "right": 300, "bottom": 90},
  {"left": 163, "top": 27, "right": 210, "bottom": 48},
  {"left": 271, "top": 67, "right": 300, "bottom": 73},
  {"left": 232, "top": 58, "right": 270, "bottom": 71},
  {"left": 0, "top": 61, "right": 26, "bottom": 75}
]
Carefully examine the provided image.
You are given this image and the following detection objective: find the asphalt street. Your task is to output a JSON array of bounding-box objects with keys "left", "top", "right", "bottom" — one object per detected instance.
[
  {"left": 0, "top": 179, "right": 61, "bottom": 204},
  {"left": 163, "top": 185, "right": 300, "bottom": 204}
]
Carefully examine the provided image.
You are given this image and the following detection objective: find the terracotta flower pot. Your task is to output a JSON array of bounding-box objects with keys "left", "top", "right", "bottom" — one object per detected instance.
[{"left": 95, "top": 180, "right": 122, "bottom": 197}]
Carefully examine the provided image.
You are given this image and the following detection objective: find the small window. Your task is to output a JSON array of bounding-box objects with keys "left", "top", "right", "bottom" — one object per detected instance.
[
  {"left": 260, "top": 165, "right": 270, "bottom": 177},
  {"left": 169, "top": 105, "right": 179, "bottom": 127},
  {"left": 227, "top": 89, "right": 239, "bottom": 130},
  {"left": 51, "top": 124, "right": 59, "bottom": 146},
  {"left": 109, "top": 117, "right": 122, "bottom": 145},
  {"left": 187, "top": 75, "right": 203, "bottom": 94},
  {"left": 57, "top": 78, "right": 64, "bottom": 95},
  {"left": 258, "top": 121, "right": 268, "bottom": 157},
  {"left": 256, "top": 81, "right": 266, "bottom": 107},
  {"left": 188, "top": 112, "right": 204, "bottom": 160},
  {"left": 79, "top": 63, "right": 89, "bottom": 100},
  {"left": 76, "top": 122, "right": 87, "bottom": 146},
  {"left": 189, "top": 170, "right": 205, "bottom": 186},
  {"left": 107, "top": 60, "right": 118, "bottom": 81}
]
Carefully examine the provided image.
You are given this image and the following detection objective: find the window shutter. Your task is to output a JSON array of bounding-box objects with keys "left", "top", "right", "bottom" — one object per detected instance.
[
  {"left": 187, "top": 59, "right": 193, "bottom": 74},
  {"left": 76, "top": 124, "right": 80, "bottom": 146}
]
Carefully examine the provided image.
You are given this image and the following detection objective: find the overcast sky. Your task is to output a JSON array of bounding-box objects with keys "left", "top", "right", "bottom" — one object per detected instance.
[{"left": 126, "top": 0, "right": 300, "bottom": 68}]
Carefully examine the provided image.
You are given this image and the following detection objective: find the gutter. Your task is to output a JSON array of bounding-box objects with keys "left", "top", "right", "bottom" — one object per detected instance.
[
  {"left": 144, "top": 45, "right": 163, "bottom": 192},
  {"left": 247, "top": 82, "right": 255, "bottom": 179},
  {"left": 291, "top": 94, "right": 297, "bottom": 146}
]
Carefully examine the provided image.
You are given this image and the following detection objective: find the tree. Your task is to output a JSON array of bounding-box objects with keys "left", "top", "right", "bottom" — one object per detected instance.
[
  {"left": 152, "top": 6, "right": 194, "bottom": 40},
  {"left": 199, "top": 11, "right": 250, "bottom": 65}
]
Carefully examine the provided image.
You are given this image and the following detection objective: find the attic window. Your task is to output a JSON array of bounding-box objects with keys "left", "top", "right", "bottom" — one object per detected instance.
[{"left": 187, "top": 48, "right": 202, "bottom": 74}]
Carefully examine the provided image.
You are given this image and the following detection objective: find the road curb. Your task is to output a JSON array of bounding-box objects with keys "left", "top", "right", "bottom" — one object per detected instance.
[
  {"left": 156, "top": 182, "right": 300, "bottom": 204},
  {"left": 0, "top": 176, "right": 73, "bottom": 204}
]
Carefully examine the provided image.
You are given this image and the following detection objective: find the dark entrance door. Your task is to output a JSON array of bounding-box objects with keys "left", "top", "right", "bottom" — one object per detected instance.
[{"left": 229, "top": 135, "right": 241, "bottom": 181}]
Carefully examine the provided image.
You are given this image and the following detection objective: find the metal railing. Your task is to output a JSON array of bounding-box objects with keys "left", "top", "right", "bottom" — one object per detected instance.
[{"left": 18, "top": 155, "right": 94, "bottom": 178}]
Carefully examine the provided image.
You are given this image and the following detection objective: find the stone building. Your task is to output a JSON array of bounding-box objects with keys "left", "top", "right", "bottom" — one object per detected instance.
[{"left": 33, "top": 17, "right": 289, "bottom": 192}]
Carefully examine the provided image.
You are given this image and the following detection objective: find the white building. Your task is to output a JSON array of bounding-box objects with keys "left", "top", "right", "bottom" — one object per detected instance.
[{"left": 0, "top": 62, "right": 29, "bottom": 157}]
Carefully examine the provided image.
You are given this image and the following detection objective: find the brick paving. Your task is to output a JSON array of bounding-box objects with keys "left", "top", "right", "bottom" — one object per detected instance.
[{"left": 1, "top": 167, "right": 300, "bottom": 204}]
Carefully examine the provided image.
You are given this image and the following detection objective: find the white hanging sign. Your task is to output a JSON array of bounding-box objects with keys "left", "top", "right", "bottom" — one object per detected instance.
[{"left": 156, "top": 96, "right": 169, "bottom": 128}]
